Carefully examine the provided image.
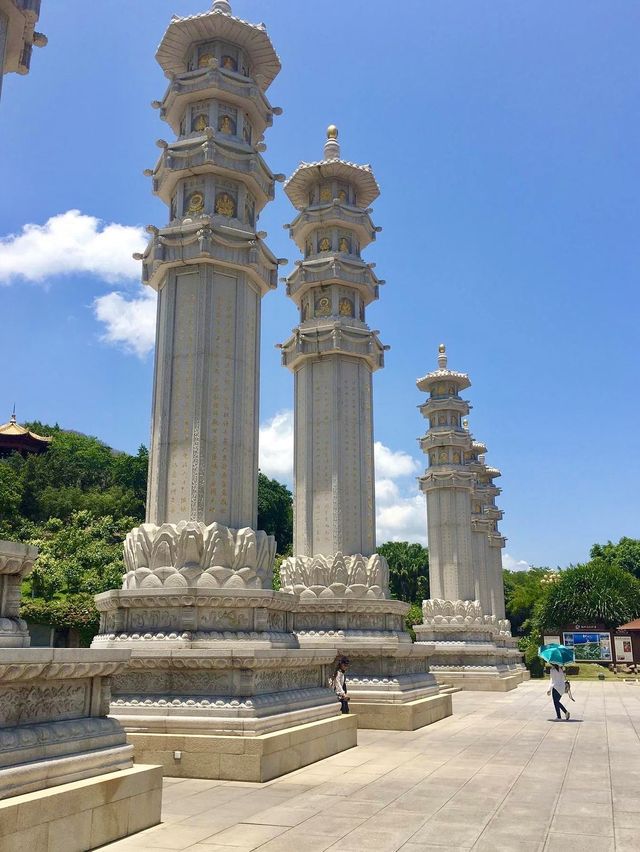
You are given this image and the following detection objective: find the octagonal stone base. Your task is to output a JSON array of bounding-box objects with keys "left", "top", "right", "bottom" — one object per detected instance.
[
  {"left": 92, "top": 588, "right": 359, "bottom": 776},
  {"left": 289, "top": 597, "right": 452, "bottom": 730},
  {"left": 415, "top": 598, "right": 525, "bottom": 692}
]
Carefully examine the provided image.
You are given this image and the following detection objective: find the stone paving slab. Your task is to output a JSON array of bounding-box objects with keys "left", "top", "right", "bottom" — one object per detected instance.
[{"left": 102, "top": 681, "right": 640, "bottom": 851}]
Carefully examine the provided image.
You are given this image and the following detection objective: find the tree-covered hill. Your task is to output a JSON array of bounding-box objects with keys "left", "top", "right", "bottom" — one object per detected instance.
[{"left": 0, "top": 423, "right": 294, "bottom": 644}]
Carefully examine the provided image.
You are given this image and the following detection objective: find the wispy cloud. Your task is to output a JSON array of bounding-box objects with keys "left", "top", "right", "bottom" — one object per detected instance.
[
  {"left": 0, "top": 210, "right": 145, "bottom": 285},
  {"left": 502, "top": 553, "right": 532, "bottom": 572}
]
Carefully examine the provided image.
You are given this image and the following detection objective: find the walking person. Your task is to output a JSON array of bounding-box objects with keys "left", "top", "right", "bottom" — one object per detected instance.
[
  {"left": 332, "top": 656, "right": 350, "bottom": 714},
  {"left": 547, "top": 663, "right": 570, "bottom": 721}
]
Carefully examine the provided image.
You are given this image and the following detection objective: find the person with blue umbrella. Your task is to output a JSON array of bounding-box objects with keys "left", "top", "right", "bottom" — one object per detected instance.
[{"left": 539, "top": 643, "right": 574, "bottom": 721}]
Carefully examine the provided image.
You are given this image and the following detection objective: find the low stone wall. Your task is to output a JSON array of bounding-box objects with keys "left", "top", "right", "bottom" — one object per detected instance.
[{"left": 0, "top": 764, "right": 162, "bottom": 852}]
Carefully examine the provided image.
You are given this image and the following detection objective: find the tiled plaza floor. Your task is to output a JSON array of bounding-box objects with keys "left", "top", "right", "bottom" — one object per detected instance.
[{"left": 102, "top": 680, "right": 640, "bottom": 852}]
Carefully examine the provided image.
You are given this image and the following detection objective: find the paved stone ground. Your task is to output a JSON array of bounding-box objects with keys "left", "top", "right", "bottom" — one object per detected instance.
[{"left": 102, "top": 681, "right": 640, "bottom": 852}]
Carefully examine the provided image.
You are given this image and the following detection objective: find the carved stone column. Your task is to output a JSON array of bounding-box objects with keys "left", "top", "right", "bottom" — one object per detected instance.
[
  {"left": 415, "top": 349, "right": 526, "bottom": 691},
  {"left": 92, "top": 3, "right": 356, "bottom": 778}
]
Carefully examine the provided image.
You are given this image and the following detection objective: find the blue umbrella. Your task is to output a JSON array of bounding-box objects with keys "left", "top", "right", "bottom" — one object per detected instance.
[{"left": 538, "top": 643, "right": 574, "bottom": 665}]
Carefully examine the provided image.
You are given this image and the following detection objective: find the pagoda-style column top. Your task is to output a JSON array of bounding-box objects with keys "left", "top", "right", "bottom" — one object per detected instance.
[
  {"left": 284, "top": 126, "right": 380, "bottom": 210},
  {"left": 417, "top": 345, "right": 471, "bottom": 394},
  {"left": 155, "top": 1, "right": 281, "bottom": 88}
]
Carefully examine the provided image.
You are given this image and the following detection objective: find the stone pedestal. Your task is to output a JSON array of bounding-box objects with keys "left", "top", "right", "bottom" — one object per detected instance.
[
  {"left": 0, "top": 649, "right": 162, "bottom": 848},
  {"left": 93, "top": 583, "right": 356, "bottom": 779},
  {"left": 0, "top": 540, "right": 162, "bottom": 847},
  {"left": 281, "top": 557, "right": 452, "bottom": 730},
  {"left": 415, "top": 599, "right": 526, "bottom": 691}
]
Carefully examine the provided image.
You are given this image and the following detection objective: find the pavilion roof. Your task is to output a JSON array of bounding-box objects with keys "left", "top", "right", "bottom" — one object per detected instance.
[{"left": 0, "top": 414, "right": 52, "bottom": 445}]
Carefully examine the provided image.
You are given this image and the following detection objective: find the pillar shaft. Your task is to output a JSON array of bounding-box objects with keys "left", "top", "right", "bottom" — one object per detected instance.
[
  {"left": 146, "top": 266, "right": 261, "bottom": 529},
  {"left": 293, "top": 355, "right": 375, "bottom": 556},
  {"left": 426, "top": 486, "right": 475, "bottom": 601}
]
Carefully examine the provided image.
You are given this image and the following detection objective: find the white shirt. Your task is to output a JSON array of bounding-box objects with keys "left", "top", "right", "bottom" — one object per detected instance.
[
  {"left": 549, "top": 666, "right": 565, "bottom": 693},
  {"left": 334, "top": 669, "right": 347, "bottom": 698}
]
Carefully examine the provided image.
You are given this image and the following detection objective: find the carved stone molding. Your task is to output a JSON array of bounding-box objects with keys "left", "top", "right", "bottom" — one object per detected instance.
[
  {"left": 0, "top": 540, "right": 39, "bottom": 647},
  {"left": 123, "top": 522, "right": 276, "bottom": 591},
  {"left": 280, "top": 552, "right": 389, "bottom": 599}
]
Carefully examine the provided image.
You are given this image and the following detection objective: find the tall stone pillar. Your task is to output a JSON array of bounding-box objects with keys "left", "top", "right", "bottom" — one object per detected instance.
[
  {"left": 414, "top": 346, "right": 525, "bottom": 691},
  {"left": 417, "top": 345, "right": 475, "bottom": 601},
  {"left": 465, "top": 430, "right": 492, "bottom": 615},
  {"left": 92, "top": 3, "right": 355, "bottom": 779},
  {"left": 482, "top": 465, "right": 507, "bottom": 619},
  {"left": 280, "top": 126, "right": 385, "bottom": 567},
  {"left": 278, "top": 130, "right": 451, "bottom": 731}
]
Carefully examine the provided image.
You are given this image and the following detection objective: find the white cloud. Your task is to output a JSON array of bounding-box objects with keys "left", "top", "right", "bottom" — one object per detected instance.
[
  {"left": 0, "top": 210, "right": 146, "bottom": 285},
  {"left": 375, "top": 474, "right": 426, "bottom": 546},
  {"left": 374, "top": 441, "right": 421, "bottom": 478},
  {"left": 503, "top": 553, "right": 532, "bottom": 572},
  {"left": 257, "top": 411, "right": 427, "bottom": 544},
  {"left": 259, "top": 410, "right": 294, "bottom": 482},
  {"left": 94, "top": 288, "right": 157, "bottom": 358}
]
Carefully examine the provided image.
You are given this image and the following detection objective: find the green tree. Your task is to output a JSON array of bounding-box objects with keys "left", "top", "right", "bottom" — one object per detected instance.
[
  {"left": 590, "top": 537, "right": 640, "bottom": 580},
  {"left": 503, "top": 567, "right": 551, "bottom": 634},
  {"left": 257, "top": 472, "right": 293, "bottom": 554},
  {"left": 377, "top": 541, "right": 429, "bottom": 604},
  {"left": 0, "top": 462, "right": 22, "bottom": 518},
  {"left": 26, "top": 511, "right": 134, "bottom": 599},
  {"left": 535, "top": 559, "right": 640, "bottom": 631}
]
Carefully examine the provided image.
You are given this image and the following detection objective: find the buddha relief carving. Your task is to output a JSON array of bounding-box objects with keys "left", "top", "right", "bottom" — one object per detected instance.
[
  {"left": 338, "top": 236, "right": 350, "bottom": 253},
  {"left": 218, "top": 114, "right": 236, "bottom": 135},
  {"left": 215, "top": 192, "right": 236, "bottom": 217},
  {"left": 221, "top": 54, "right": 237, "bottom": 71},
  {"left": 339, "top": 297, "right": 354, "bottom": 317},
  {"left": 186, "top": 191, "right": 205, "bottom": 215},
  {"left": 338, "top": 188, "right": 347, "bottom": 203},
  {"left": 315, "top": 295, "right": 331, "bottom": 317},
  {"left": 438, "top": 450, "right": 448, "bottom": 463},
  {"left": 319, "top": 237, "right": 331, "bottom": 252},
  {"left": 198, "top": 52, "right": 214, "bottom": 68},
  {"left": 319, "top": 185, "right": 332, "bottom": 202},
  {"left": 192, "top": 113, "right": 208, "bottom": 132}
]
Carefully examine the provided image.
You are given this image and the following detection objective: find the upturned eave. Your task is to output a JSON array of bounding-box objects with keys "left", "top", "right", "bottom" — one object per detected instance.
[
  {"left": 156, "top": 9, "right": 281, "bottom": 89},
  {"left": 284, "top": 159, "right": 380, "bottom": 210}
]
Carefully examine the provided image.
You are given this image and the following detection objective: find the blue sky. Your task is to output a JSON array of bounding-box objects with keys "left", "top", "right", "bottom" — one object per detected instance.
[{"left": 1, "top": 1, "right": 638, "bottom": 569}]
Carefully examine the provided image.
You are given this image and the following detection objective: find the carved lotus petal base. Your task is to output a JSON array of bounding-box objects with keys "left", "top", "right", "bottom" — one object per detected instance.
[
  {"left": 281, "top": 552, "right": 390, "bottom": 599},
  {"left": 123, "top": 522, "right": 276, "bottom": 590}
]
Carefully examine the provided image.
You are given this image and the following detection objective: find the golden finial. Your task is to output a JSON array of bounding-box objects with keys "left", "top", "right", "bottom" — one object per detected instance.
[
  {"left": 327, "top": 124, "right": 338, "bottom": 140},
  {"left": 438, "top": 343, "right": 446, "bottom": 354}
]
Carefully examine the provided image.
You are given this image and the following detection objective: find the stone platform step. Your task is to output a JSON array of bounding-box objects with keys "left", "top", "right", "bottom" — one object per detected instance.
[{"left": 437, "top": 683, "right": 462, "bottom": 695}]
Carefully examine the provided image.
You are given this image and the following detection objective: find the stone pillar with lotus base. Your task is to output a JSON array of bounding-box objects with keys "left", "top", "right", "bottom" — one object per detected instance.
[
  {"left": 91, "top": 2, "right": 356, "bottom": 780},
  {"left": 414, "top": 347, "right": 525, "bottom": 691},
  {"left": 278, "top": 129, "right": 451, "bottom": 730},
  {"left": 0, "top": 540, "right": 162, "bottom": 848}
]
